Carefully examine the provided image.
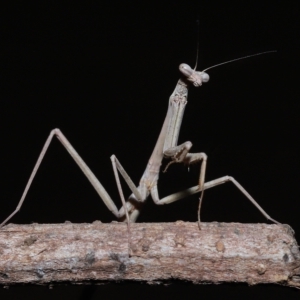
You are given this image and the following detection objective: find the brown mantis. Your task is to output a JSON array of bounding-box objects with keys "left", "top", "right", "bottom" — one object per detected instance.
[{"left": 0, "top": 51, "right": 279, "bottom": 231}]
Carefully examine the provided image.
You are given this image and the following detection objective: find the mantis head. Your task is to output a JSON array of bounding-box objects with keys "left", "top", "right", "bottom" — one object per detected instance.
[
  {"left": 179, "top": 63, "right": 209, "bottom": 87},
  {"left": 180, "top": 51, "right": 276, "bottom": 88}
]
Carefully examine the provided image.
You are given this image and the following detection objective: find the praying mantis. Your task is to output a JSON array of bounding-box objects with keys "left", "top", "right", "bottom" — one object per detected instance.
[{"left": 0, "top": 52, "right": 279, "bottom": 230}]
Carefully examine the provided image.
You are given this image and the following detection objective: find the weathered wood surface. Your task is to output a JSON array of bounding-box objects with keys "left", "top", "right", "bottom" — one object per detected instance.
[{"left": 0, "top": 221, "right": 299, "bottom": 288}]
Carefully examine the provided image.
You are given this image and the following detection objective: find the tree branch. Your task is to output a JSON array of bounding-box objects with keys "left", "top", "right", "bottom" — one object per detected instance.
[{"left": 0, "top": 221, "right": 299, "bottom": 288}]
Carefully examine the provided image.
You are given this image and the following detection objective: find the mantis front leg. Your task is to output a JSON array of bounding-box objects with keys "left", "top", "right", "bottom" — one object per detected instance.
[
  {"left": 164, "top": 142, "right": 207, "bottom": 194},
  {"left": 164, "top": 143, "right": 207, "bottom": 229}
]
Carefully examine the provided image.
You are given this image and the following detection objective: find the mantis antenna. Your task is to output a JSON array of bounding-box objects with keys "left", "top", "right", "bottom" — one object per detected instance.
[
  {"left": 202, "top": 50, "right": 277, "bottom": 72},
  {"left": 193, "top": 19, "right": 200, "bottom": 71}
]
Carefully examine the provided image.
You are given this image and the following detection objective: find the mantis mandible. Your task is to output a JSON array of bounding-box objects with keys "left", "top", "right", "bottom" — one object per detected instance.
[{"left": 0, "top": 51, "right": 279, "bottom": 231}]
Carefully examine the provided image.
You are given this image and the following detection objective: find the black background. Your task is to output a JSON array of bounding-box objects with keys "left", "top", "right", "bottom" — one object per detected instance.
[{"left": 1, "top": 1, "right": 299, "bottom": 299}]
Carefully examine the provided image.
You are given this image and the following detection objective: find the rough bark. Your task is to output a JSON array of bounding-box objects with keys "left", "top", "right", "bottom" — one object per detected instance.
[{"left": 0, "top": 221, "right": 299, "bottom": 288}]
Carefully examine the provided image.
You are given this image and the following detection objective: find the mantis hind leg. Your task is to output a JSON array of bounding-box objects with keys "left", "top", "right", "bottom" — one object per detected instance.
[{"left": 0, "top": 129, "right": 130, "bottom": 228}]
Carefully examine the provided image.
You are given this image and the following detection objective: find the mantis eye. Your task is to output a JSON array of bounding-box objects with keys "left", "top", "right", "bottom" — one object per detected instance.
[
  {"left": 179, "top": 63, "right": 193, "bottom": 77},
  {"left": 200, "top": 72, "right": 209, "bottom": 82}
]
